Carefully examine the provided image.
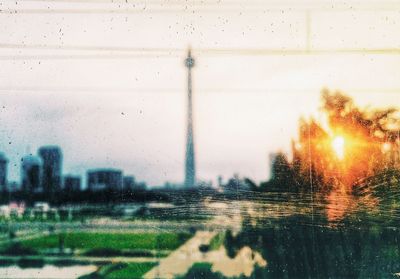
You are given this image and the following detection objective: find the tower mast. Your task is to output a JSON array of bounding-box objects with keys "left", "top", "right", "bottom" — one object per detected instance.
[{"left": 184, "top": 49, "right": 196, "bottom": 188}]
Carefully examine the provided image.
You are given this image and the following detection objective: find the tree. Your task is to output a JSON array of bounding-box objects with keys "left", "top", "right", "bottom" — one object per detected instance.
[{"left": 292, "top": 90, "right": 400, "bottom": 191}]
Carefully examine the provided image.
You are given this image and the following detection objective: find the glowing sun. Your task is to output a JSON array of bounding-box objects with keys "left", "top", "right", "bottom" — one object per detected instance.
[{"left": 332, "top": 136, "right": 345, "bottom": 160}]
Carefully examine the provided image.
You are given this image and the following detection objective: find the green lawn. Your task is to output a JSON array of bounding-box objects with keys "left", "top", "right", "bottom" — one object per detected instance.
[
  {"left": 104, "top": 262, "right": 157, "bottom": 279},
  {"left": 78, "top": 262, "right": 157, "bottom": 279},
  {"left": 19, "top": 232, "right": 192, "bottom": 251}
]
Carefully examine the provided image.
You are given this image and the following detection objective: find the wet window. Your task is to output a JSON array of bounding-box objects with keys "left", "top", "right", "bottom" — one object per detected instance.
[{"left": 0, "top": 1, "right": 399, "bottom": 278}]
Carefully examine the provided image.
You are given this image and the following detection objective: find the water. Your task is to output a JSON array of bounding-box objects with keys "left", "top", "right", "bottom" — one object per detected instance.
[
  {"left": 0, "top": 265, "right": 97, "bottom": 279},
  {"left": 2, "top": 191, "right": 400, "bottom": 278},
  {"left": 221, "top": 216, "right": 400, "bottom": 278},
  {"left": 177, "top": 192, "right": 400, "bottom": 278}
]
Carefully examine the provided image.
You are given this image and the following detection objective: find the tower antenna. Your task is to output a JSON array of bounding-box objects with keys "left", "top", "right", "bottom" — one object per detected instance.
[{"left": 184, "top": 48, "right": 196, "bottom": 188}]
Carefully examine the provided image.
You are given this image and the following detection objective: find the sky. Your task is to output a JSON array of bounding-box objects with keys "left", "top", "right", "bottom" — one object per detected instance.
[{"left": 0, "top": 0, "right": 399, "bottom": 187}]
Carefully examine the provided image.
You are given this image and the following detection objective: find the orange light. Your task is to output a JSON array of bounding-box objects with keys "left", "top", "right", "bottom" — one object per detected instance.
[
  {"left": 382, "top": 142, "right": 391, "bottom": 153},
  {"left": 332, "top": 136, "right": 345, "bottom": 160}
]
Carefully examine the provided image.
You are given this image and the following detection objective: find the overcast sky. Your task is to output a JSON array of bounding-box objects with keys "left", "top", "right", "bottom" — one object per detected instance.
[{"left": 0, "top": 0, "right": 399, "bottom": 187}]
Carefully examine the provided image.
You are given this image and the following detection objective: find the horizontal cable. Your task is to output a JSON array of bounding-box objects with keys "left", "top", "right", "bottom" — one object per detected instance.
[
  {"left": 1, "top": 44, "right": 400, "bottom": 60},
  {"left": 0, "top": 43, "right": 182, "bottom": 53},
  {"left": 0, "top": 87, "right": 399, "bottom": 94},
  {"left": 0, "top": 49, "right": 399, "bottom": 59},
  {"left": 0, "top": 54, "right": 180, "bottom": 59},
  {"left": 1, "top": 3, "right": 400, "bottom": 13}
]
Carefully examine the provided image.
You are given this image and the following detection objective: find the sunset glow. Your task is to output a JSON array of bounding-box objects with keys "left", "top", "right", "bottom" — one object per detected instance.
[
  {"left": 382, "top": 142, "right": 391, "bottom": 153},
  {"left": 332, "top": 136, "right": 345, "bottom": 160}
]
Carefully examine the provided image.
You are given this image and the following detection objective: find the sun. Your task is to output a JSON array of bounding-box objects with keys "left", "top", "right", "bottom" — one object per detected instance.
[{"left": 332, "top": 136, "right": 345, "bottom": 160}]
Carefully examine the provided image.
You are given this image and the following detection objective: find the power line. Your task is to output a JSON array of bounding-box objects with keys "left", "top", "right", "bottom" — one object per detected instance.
[
  {"left": 0, "top": 47, "right": 400, "bottom": 60},
  {"left": 1, "top": 1, "right": 400, "bottom": 14},
  {"left": 2, "top": 43, "right": 400, "bottom": 53},
  {"left": 199, "top": 48, "right": 400, "bottom": 55},
  {"left": 2, "top": 7, "right": 399, "bottom": 14},
  {"left": 0, "top": 54, "right": 180, "bottom": 60},
  {"left": 2, "top": 0, "right": 400, "bottom": 10},
  {"left": 0, "top": 43, "right": 182, "bottom": 53},
  {"left": 1, "top": 86, "right": 399, "bottom": 94}
]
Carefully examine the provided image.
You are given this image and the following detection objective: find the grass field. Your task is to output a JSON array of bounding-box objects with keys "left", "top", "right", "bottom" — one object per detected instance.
[
  {"left": 19, "top": 232, "right": 192, "bottom": 251},
  {"left": 104, "top": 262, "right": 157, "bottom": 279},
  {"left": 78, "top": 262, "right": 157, "bottom": 279}
]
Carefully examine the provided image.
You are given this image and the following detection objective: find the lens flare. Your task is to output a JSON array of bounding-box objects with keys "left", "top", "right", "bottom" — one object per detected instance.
[
  {"left": 382, "top": 142, "right": 391, "bottom": 152},
  {"left": 332, "top": 136, "right": 345, "bottom": 160}
]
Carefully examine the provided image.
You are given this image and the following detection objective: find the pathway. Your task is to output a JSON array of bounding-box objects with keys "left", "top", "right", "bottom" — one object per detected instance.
[{"left": 144, "top": 231, "right": 217, "bottom": 279}]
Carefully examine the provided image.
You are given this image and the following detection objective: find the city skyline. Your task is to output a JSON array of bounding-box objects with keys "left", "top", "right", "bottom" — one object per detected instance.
[
  {"left": 0, "top": 144, "right": 148, "bottom": 191},
  {"left": 1, "top": 85, "right": 399, "bottom": 187},
  {"left": 0, "top": 1, "right": 399, "bottom": 186}
]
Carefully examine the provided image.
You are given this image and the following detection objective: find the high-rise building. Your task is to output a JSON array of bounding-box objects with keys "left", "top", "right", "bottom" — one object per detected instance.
[
  {"left": 87, "top": 169, "right": 123, "bottom": 191},
  {"left": 7, "top": 181, "right": 19, "bottom": 193},
  {"left": 0, "top": 153, "right": 8, "bottom": 191},
  {"left": 184, "top": 49, "right": 196, "bottom": 188},
  {"left": 123, "top": 175, "right": 135, "bottom": 190},
  {"left": 123, "top": 175, "right": 147, "bottom": 191},
  {"left": 38, "top": 146, "right": 62, "bottom": 194},
  {"left": 134, "top": 182, "right": 147, "bottom": 191},
  {"left": 21, "top": 155, "right": 42, "bottom": 193},
  {"left": 64, "top": 175, "right": 81, "bottom": 192}
]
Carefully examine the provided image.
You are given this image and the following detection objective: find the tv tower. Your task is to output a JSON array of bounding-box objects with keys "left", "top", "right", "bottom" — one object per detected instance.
[{"left": 184, "top": 49, "right": 196, "bottom": 188}]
